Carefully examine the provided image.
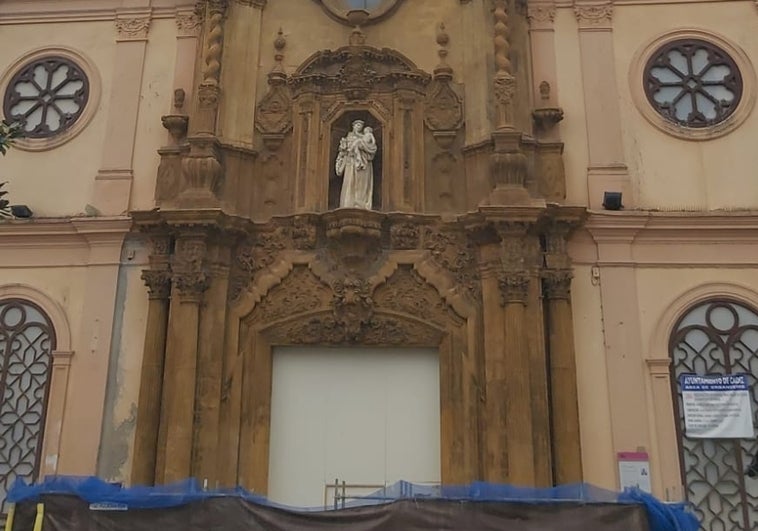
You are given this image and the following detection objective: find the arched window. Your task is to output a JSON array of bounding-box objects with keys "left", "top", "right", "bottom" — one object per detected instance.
[
  {"left": 0, "top": 299, "right": 55, "bottom": 515},
  {"left": 670, "top": 299, "right": 758, "bottom": 530}
]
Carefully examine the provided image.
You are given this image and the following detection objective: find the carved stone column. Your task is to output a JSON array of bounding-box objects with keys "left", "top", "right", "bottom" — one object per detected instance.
[
  {"left": 474, "top": 237, "right": 509, "bottom": 482},
  {"left": 191, "top": 239, "right": 232, "bottom": 485},
  {"left": 132, "top": 234, "right": 172, "bottom": 486},
  {"left": 543, "top": 224, "right": 583, "bottom": 484},
  {"left": 497, "top": 223, "right": 535, "bottom": 485},
  {"left": 156, "top": 232, "right": 209, "bottom": 483},
  {"left": 523, "top": 233, "right": 552, "bottom": 486}
]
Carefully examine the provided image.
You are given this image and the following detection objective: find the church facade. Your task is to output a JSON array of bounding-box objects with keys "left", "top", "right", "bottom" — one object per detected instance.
[{"left": 1, "top": 0, "right": 757, "bottom": 527}]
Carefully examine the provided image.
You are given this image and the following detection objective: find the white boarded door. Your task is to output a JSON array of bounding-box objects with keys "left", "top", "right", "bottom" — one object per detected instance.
[{"left": 268, "top": 346, "right": 441, "bottom": 508}]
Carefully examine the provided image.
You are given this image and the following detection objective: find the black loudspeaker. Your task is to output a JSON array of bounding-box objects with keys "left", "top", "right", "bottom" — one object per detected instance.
[
  {"left": 602, "top": 192, "right": 623, "bottom": 211},
  {"left": 10, "top": 205, "right": 33, "bottom": 218}
]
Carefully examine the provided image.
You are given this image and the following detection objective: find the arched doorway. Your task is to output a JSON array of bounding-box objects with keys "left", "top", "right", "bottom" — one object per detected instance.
[
  {"left": 669, "top": 299, "right": 758, "bottom": 530},
  {"left": 0, "top": 299, "right": 56, "bottom": 515}
]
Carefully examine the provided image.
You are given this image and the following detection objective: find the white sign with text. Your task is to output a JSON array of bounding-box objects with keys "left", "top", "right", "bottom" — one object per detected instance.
[{"left": 681, "top": 374, "right": 754, "bottom": 439}]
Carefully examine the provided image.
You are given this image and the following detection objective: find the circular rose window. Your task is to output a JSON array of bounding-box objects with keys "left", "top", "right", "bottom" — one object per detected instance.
[
  {"left": 644, "top": 39, "right": 742, "bottom": 128},
  {"left": 3, "top": 56, "right": 89, "bottom": 139},
  {"left": 316, "top": 0, "right": 402, "bottom": 25}
]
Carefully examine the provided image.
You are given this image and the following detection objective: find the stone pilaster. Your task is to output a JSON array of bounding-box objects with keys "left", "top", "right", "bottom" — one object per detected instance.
[
  {"left": 475, "top": 238, "right": 509, "bottom": 482},
  {"left": 497, "top": 222, "right": 536, "bottom": 485},
  {"left": 191, "top": 240, "right": 232, "bottom": 485},
  {"left": 90, "top": 12, "right": 151, "bottom": 215},
  {"left": 543, "top": 221, "right": 583, "bottom": 484},
  {"left": 132, "top": 233, "right": 172, "bottom": 486},
  {"left": 574, "top": 2, "right": 632, "bottom": 208},
  {"left": 157, "top": 232, "right": 209, "bottom": 483}
]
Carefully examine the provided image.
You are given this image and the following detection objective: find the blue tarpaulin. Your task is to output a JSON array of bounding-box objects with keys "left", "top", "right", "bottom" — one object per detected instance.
[{"left": 7, "top": 476, "right": 699, "bottom": 531}]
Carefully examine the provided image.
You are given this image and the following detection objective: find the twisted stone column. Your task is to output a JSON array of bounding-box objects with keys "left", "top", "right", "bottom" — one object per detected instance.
[{"left": 179, "top": 0, "right": 228, "bottom": 206}]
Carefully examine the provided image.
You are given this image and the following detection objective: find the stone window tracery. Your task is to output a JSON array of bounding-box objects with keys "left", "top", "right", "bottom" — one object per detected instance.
[
  {"left": 644, "top": 39, "right": 742, "bottom": 128},
  {"left": 3, "top": 56, "right": 89, "bottom": 139},
  {"left": 630, "top": 30, "right": 755, "bottom": 140}
]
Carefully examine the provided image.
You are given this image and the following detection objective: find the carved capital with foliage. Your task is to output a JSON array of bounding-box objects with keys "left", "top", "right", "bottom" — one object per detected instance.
[
  {"left": 115, "top": 17, "right": 151, "bottom": 41},
  {"left": 574, "top": 3, "right": 613, "bottom": 30},
  {"left": 172, "top": 235, "right": 210, "bottom": 301},
  {"left": 499, "top": 271, "right": 530, "bottom": 305},
  {"left": 142, "top": 269, "right": 172, "bottom": 300},
  {"left": 542, "top": 269, "right": 573, "bottom": 300}
]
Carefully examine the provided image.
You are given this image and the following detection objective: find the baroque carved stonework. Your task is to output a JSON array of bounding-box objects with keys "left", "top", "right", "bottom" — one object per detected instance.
[
  {"left": 264, "top": 311, "right": 443, "bottom": 346},
  {"left": 289, "top": 47, "right": 430, "bottom": 100},
  {"left": 250, "top": 266, "right": 330, "bottom": 324},
  {"left": 374, "top": 266, "right": 457, "bottom": 328},
  {"left": 574, "top": 3, "right": 613, "bottom": 29},
  {"left": 255, "top": 84, "right": 292, "bottom": 138},
  {"left": 115, "top": 17, "right": 151, "bottom": 41},
  {"left": 423, "top": 227, "right": 481, "bottom": 299},
  {"left": 390, "top": 222, "right": 420, "bottom": 250},
  {"left": 332, "top": 278, "right": 374, "bottom": 341},
  {"left": 425, "top": 81, "right": 463, "bottom": 132}
]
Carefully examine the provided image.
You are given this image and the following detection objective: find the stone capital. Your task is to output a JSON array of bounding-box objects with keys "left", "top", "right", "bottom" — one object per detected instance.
[
  {"left": 176, "top": 11, "right": 202, "bottom": 37},
  {"left": 499, "top": 271, "right": 531, "bottom": 305},
  {"left": 172, "top": 270, "right": 210, "bottom": 301},
  {"left": 142, "top": 269, "right": 172, "bottom": 300},
  {"left": 236, "top": 0, "right": 267, "bottom": 6},
  {"left": 542, "top": 269, "right": 573, "bottom": 300},
  {"left": 527, "top": 3, "right": 556, "bottom": 30},
  {"left": 574, "top": 3, "right": 613, "bottom": 30},
  {"left": 115, "top": 16, "right": 151, "bottom": 41}
]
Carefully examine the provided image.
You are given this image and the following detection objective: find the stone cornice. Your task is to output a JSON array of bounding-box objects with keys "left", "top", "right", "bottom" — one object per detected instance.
[
  {"left": 574, "top": 210, "right": 758, "bottom": 266},
  {"left": 0, "top": 1, "right": 194, "bottom": 24},
  {"left": 586, "top": 210, "right": 758, "bottom": 241},
  {"left": 0, "top": 216, "right": 131, "bottom": 267}
]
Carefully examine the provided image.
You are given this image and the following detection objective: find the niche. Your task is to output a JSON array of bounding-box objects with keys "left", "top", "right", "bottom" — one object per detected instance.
[{"left": 328, "top": 110, "right": 384, "bottom": 211}]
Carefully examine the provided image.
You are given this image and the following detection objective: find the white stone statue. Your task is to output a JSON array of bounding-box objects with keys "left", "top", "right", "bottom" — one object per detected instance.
[{"left": 336, "top": 119, "right": 378, "bottom": 209}]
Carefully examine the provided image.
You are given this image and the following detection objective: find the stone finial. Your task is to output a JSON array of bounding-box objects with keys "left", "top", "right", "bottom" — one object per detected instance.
[
  {"left": 434, "top": 23, "right": 453, "bottom": 80},
  {"left": 272, "top": 28, "right": 286, "bottom": 77},
  {"left": 255, "top": 28, "right": 292, "bottom": 151}
]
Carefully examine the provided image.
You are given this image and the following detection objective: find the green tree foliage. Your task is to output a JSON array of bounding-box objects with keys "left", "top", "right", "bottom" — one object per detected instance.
[{"left": 0, "top": 121, "right": 23, "bottom": 218}]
